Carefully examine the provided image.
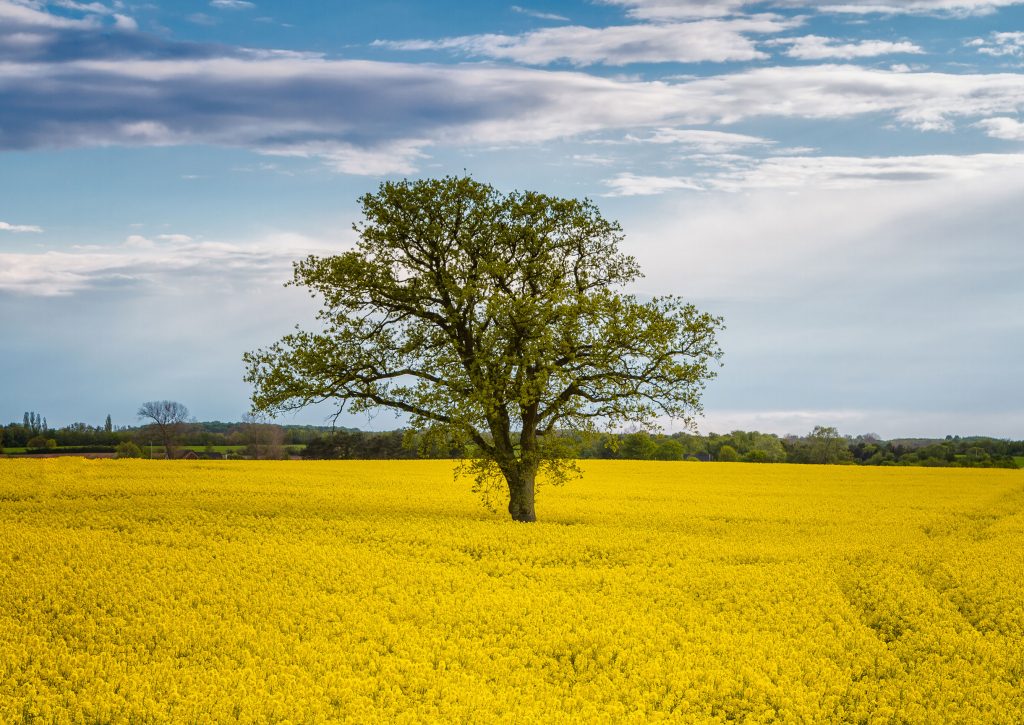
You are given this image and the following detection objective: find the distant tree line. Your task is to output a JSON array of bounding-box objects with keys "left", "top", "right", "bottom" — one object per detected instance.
[
  {"left": 1, "top": 411, "right": 1020, "bottom": 468},
  {"left": 549, "top": 425, "right": 1020, "bottom": 468},
  {"left": 0, "top": 406, "right": 334, "bottom": 459},
  {"left": 301, "top": 430, "right": 461, "bottom": 460},
  {"left": 283, "top": 424, "right": 1024, "bottom": 467}
]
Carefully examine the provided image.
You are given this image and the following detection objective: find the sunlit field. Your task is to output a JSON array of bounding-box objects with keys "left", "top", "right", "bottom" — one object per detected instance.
[{"left": 2, "top": 459, "right": 1022, "bottom": 723}]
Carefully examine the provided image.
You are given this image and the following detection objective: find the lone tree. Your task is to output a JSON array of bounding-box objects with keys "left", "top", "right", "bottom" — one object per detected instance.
[
  {"left": 244, "top": 176, "right": 723, "bottom": 521},
  {"left": 806, "top": 425, "right": 853, "bottom": 465},
  {"left": 137, "top": 400, "right": 191, "bottom": 459}
]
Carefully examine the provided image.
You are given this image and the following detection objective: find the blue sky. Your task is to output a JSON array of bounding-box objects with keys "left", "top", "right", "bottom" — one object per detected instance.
[{"left": 1, "top": 0, "right": 1023, "bottom": 437}]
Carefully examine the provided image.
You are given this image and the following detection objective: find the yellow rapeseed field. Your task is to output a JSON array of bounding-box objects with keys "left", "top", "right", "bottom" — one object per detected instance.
[{"left": 1, "top": 459, "right": 1022, "bottom": 723}]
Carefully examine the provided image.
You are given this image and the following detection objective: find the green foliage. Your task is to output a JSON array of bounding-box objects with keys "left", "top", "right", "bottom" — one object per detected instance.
[
  {"left": 244, "top": 176, "right": 723, "bottom": 520},
  {"left": 717, "top": 444, "right": 740, "bottom": 462},
  {"left": 619, "top": 432, "right": 658, "bottom": 460},
  {"left": 23, "top": 411, "right": 45, "bottom": 436},
  {"left": 741, "top": 432, "right": 787, "bottom": 463},
  {"left": 302, "top": 431, "right": 417, "bottom": 460},
  {"left": 653, "top": 438, "right": 685, "bottom": 461},
  {"left": 782, "top": 423, "right": 856, "bottom": 464},
  {"left": 115, "top": 441, "right": 143, "bottom": 459},
  {"left": 964, "top": 447, "right": 991, "bottom": 466},
  {"left": 26, "top": 436, "right": 56, "bottom": 450},
  {"left": 182, "top": 445, "right": 250, "bottom": 454}
]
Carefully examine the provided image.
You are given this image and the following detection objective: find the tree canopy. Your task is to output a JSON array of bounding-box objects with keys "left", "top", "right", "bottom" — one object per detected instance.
[{"left": 244, "top": 176, "right": 723, "bottom": 521}]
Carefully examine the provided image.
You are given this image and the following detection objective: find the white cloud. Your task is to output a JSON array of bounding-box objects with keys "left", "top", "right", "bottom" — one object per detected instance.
[
  {"left": 603, "top": 0, "right": 1024, "bottom": 18},
  {"left": 0, "top": 221, "right": 43, "bottom": 233},
  {"left": 510, "top": 5, "right": 569, "bottom": 21},
  {"left": 115, "top": 121, "right": 178, "bottom": 144},
  {"left": 975, "top": 116, "right": 1024, "bottom": 139},
  {"left": 210, "top": 0, "right": 255, "bottom": 8},
  {"left": 187, "top": 12, "right": 217, "bottom": 25},
  {"left": 772, "top": 35, "right": 923, "bottom": 59},
  {"left": 0, "top": 0, "right": 99, "bottom": 28},
  {"left": 111, "top": 13, "right": 137, "bottom": 31},
  {"left": 571, "top": 153, "right": 616, "bottom": 165},
  {"left": 260, "top": 139, "right": 432, "bottom": 175},
  {"left": 603, "top": 152, "right": 1024, "bottom": 194},
  {"left": 0, "top": 233, "right": 335, "bottom": 296},
  {"left": 52, "top": 1, "right": 114, "bottom": 14},
  {"left": 123, "top": 234, "right": 155, "bottom": 248},
  {"left": 666, "top": 64, "right": 1024, "bottom": 132},
  {"left": 4, "top": 0, "right": 137, "bottom": 30},
  {"left": 626, "top": 127, "right": 774, "bottom": 151},
  {"left": 804, "top": 0, "right": 1024, "bottom": 15},
  {"left": 598, "top": 0, "right": 747, "bottom": 20},
  {"left": 375, "top": 16, "right": 801, "bottom": 66},
  {"left": 604, "top": 172, "right": 702, "bottom": 195},
  {"left": 704, "top": 152, "right": 1024, "bottom": 190},
  {"left": 968, "top": 31, "right": 1024, "bottom": 57}
]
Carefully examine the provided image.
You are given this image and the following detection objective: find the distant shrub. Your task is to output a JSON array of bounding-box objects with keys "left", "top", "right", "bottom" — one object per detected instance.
[
  {"left": 26, "top": 436, "right": 57, "bottom": 450},
  {"left": 717, "top": 444, "right": 739, "bottom": 462},
  {"left": 653, "top": 439, "right": 685, "bottom": 461},
  {"left": 116, "top": 441, "right": 143, "bottom": 459}
]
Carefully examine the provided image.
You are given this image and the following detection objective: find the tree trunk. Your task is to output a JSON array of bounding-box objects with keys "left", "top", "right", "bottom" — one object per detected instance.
[
  {"left": 158, "top": 426, "right": 174, "bottom": 460},
  {"left": 506, "top": 467, "right": 537, "bottom": 522}
]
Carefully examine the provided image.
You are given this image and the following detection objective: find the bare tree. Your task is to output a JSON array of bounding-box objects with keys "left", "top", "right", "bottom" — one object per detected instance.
[{"left": 137, "top": 400, "right": 192, "bottom": 459}]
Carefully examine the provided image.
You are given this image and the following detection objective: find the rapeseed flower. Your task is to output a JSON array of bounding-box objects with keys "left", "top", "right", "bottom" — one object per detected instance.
[{"left": 0, "top": 459, "right": 1022, "bottom": 722}]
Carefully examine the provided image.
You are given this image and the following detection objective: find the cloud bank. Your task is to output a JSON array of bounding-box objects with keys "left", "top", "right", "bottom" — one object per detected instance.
[
  {"left": 604, "top": 0, "right": 1024, "bottom": 19},
  {"left": 375, "top": 16, "right": 800, "bottom": 66},
  {"left": 605, "top": 152, "right": 1024, "bottom": 194},
  {"left": 772, "top": 35, "right": 924, "bottom": 59},
  {"left": 0, "top": 232, "right": 333, "bottom": 296},
  {"left": 3, "top": 55, "right": 1024, "bottom": 172},
  {"left": 2, "top": 2, "right": 1024, "bottom": 173}
]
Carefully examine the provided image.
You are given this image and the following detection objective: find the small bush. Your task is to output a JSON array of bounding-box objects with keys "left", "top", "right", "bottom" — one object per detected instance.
[
  {"left": 717, "top": 444, "right": 739, "bottom": 462},
  {"left": 116, "top": 441, "right": 143, "bottom": 459}
]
